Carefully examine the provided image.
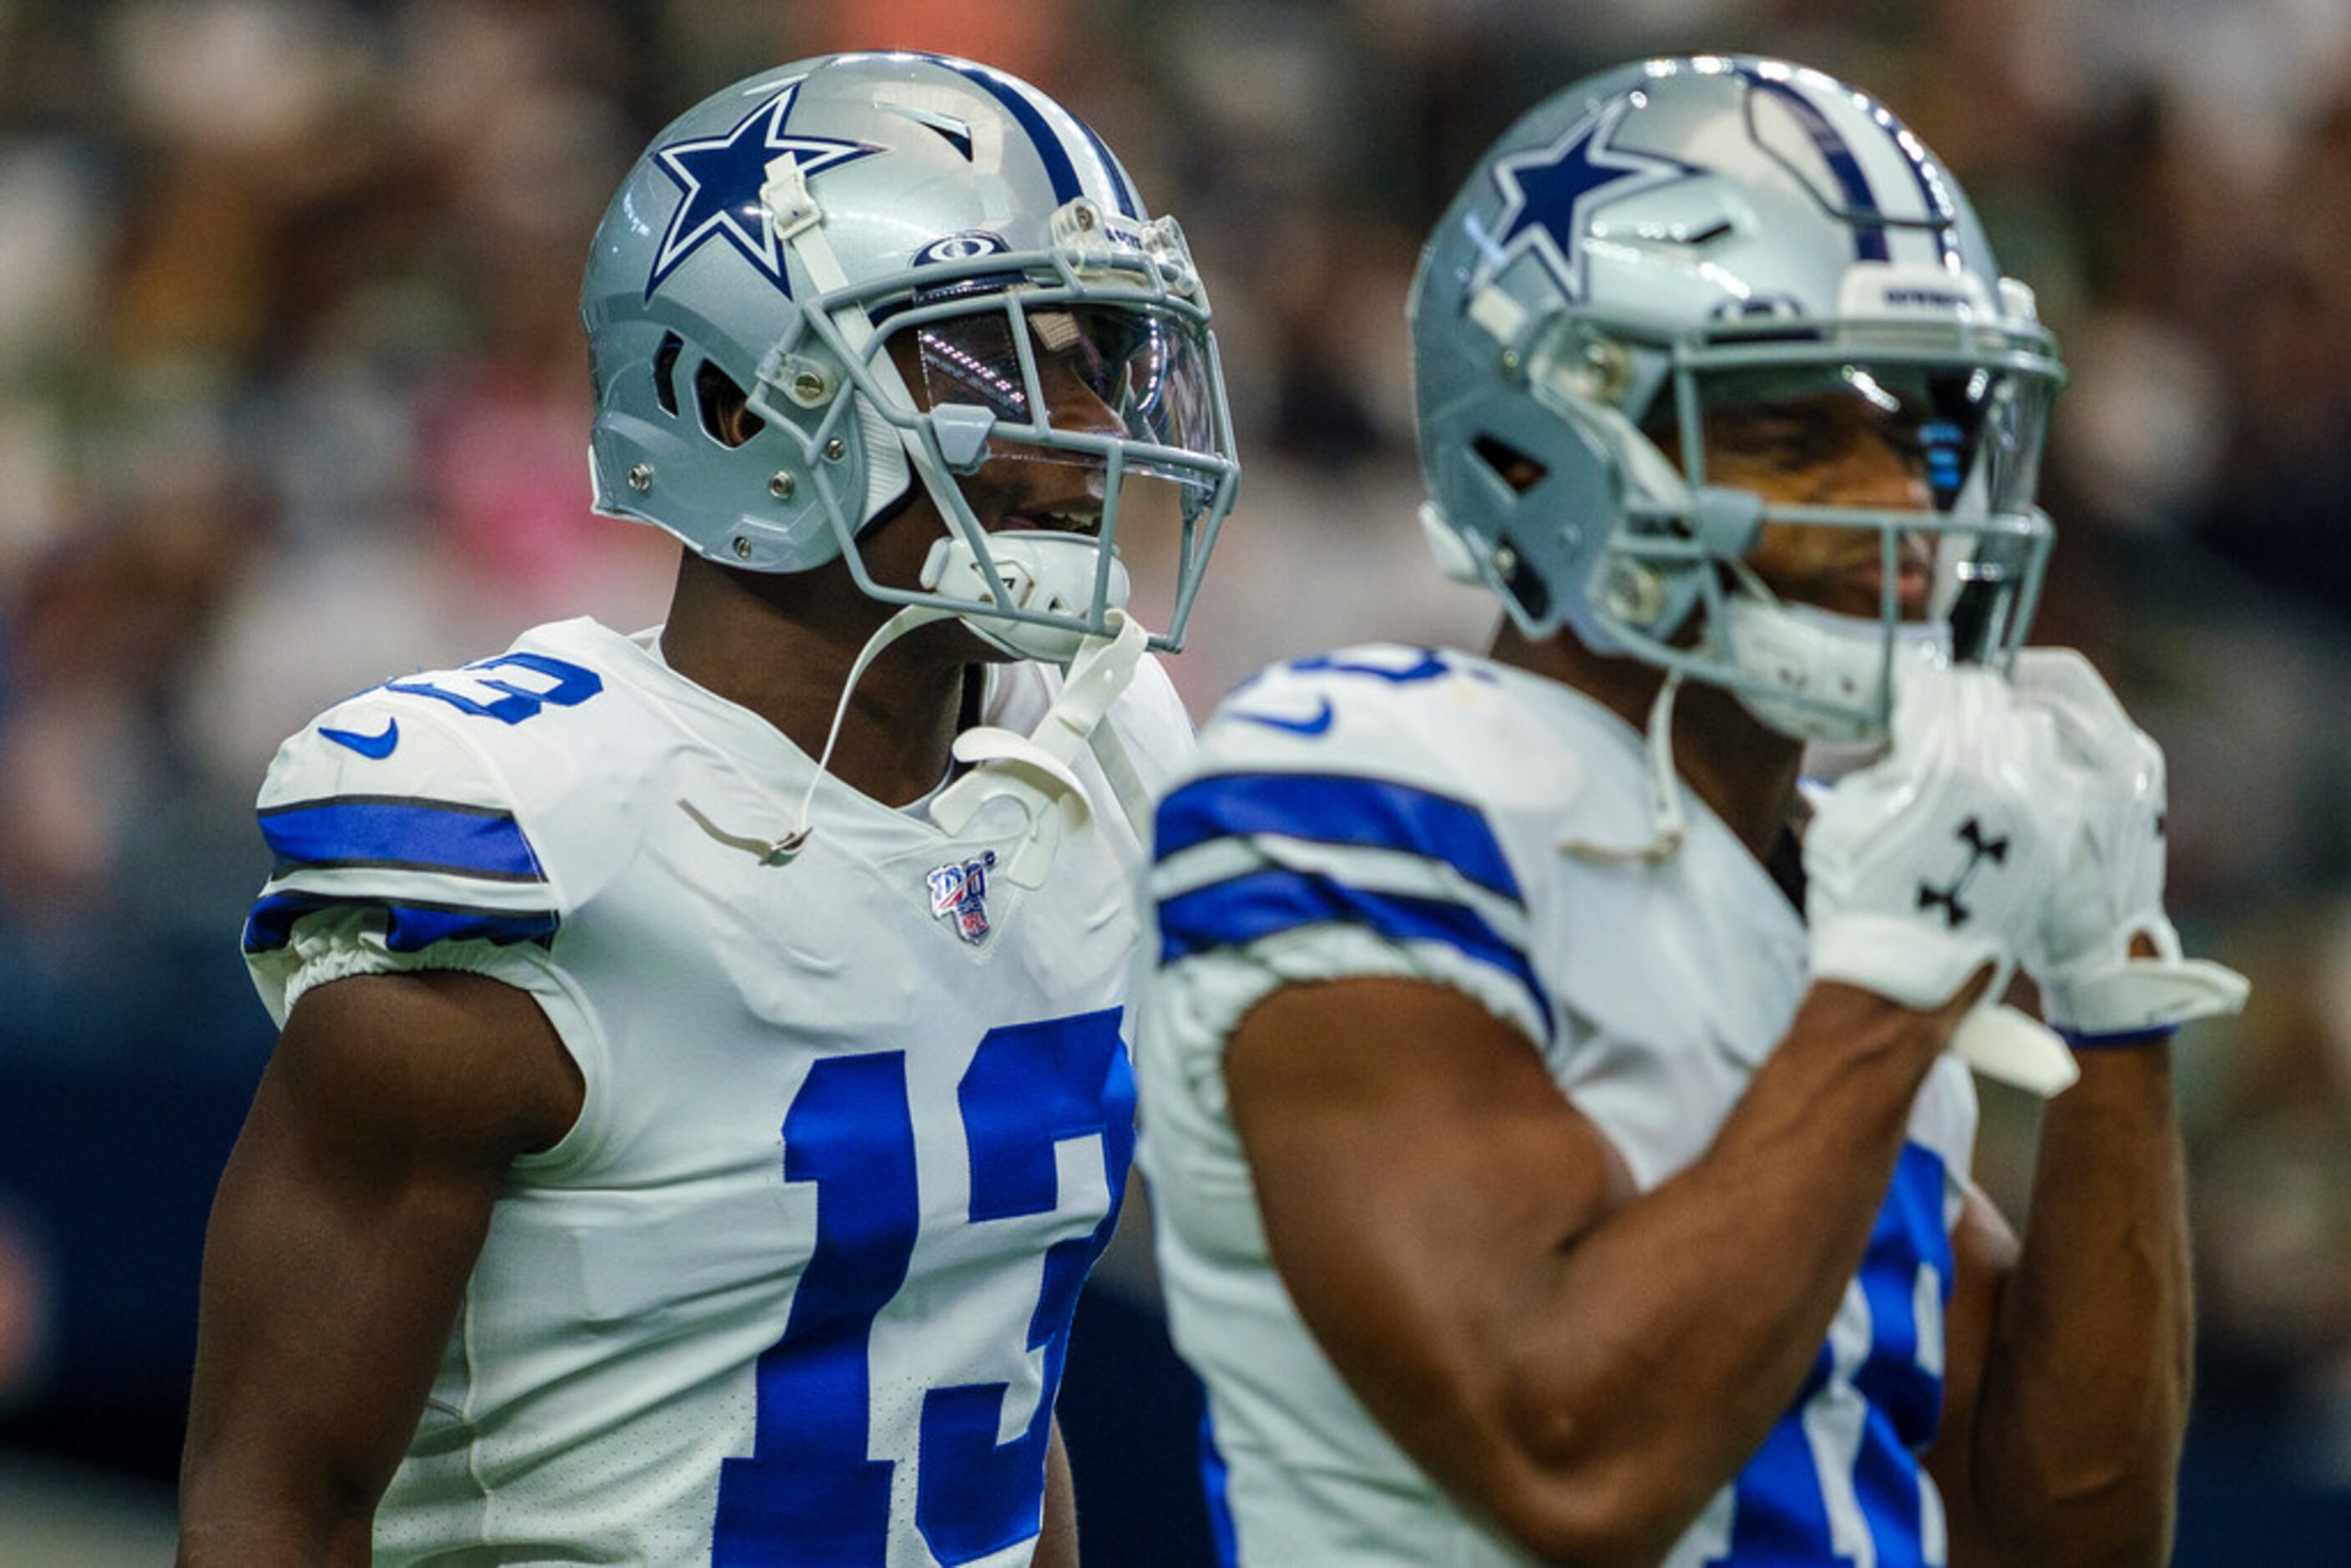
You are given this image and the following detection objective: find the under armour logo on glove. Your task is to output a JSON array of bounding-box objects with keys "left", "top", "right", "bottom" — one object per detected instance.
[
  {"left": 1803, "top": 662, "right": 2065, "bottom": 1010},
  {"left": 1916, "top": 817, "right": 2010, "bottom": 929}
]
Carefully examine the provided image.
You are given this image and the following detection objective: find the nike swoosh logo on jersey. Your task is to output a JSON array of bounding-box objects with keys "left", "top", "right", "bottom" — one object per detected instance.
[
  {"left": 320, "top": 719, "right": 400, "bottom": 759},
  {"left": 1227, "top": 699, "right": 1335, "bottom": 737}
]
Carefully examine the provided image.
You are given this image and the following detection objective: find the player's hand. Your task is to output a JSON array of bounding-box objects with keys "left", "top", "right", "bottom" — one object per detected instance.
[
  {"left": 1804, "top": 659, "right": 2072, "bottom": 1014},
  {"left": 2010, "top": 648, "right": 2248, "bottom": 1038}
]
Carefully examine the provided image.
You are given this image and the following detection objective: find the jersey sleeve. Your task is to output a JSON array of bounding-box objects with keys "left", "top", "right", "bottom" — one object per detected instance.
[
  {"left": 240, "top": 690, "right": 579, "bottom": 1026},
  {"left": 1145, "top": 647, "right": 1553, "bottom": 1060}
]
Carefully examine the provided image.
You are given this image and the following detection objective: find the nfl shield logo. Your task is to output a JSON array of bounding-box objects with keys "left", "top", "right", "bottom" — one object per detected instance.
[{"left": 928, "top": 851, "right": 999, "bottom": 945}]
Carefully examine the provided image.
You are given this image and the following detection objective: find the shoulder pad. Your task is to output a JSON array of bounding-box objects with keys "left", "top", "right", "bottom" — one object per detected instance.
[
  {"left": 244, "top": 645, "right": 635, "bottom": 962},
  {"left": 1196, "top": 645, "right": 1509, "bottom": 790}
]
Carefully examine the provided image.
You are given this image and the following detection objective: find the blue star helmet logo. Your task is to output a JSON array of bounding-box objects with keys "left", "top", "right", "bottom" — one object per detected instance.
[
  {"left": 645, "top": 79, "right": 880, "bottom": 300},
  {"left": 1485, "top": 99, "right": 1698, "bottom": 301}
]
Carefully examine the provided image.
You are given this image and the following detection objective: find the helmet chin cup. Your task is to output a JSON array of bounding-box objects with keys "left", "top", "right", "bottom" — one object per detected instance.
[
  {"left": 918, "top": 531, "right": 1133, "bottom": 663},
  {"left": 1721, "top": 597, "right": 1951, "bottom": 743}
]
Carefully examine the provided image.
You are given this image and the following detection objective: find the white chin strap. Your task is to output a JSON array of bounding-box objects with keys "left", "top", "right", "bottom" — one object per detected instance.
[
  {"left": 1560, "top": 671, "right": 1690, "bottom": 865},
  {"left": 762, "top": 568, "right": 1151, "bottom": 882},
  {"left": 1722, "top": 597, "right": 1952, "bottom": 744},
  {"left": 930, "top": 607, "right": 1151, "bottom": 886}
]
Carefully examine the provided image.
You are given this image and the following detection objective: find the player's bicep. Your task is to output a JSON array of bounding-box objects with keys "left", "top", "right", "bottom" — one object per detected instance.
[
  {"left": 1223, "top": 976, "right": 1633, "bottom": 1501},
  {"left": 179, "top": 971, "right": 582, "bottom": 1547},
  {"left": 1928, "top": 1178, "right": 2023, "bottom": 1568}
]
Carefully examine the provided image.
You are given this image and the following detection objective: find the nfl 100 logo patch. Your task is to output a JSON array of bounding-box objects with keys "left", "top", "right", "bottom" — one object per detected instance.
[{"left": 928, "top": 851, "right": 999, "bottom": 945}]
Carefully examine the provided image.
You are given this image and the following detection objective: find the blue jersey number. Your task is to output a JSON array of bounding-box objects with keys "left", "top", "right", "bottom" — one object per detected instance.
[
  {"left": 713, "top": 1009, "right": 1135, "bottom": 1565},
  {"left": 1714, "top": 1144, "right": 1953, "bottom": 1565},
  {"left": 384, "top": 652, "right": 603, "bottom": 724},
  {"left": 1289, "top": 648, "right": 1456, "bottom": 684}
]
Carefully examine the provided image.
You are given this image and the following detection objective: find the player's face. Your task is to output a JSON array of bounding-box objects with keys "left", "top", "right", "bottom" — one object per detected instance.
[
  {"left": 887, "top": 306, "right": 1145, "bottom": 538},
  {"left": 1703, "top": 393, "right": 1936, "bottom": 620},
  {"left": 827, "top": 307, "right": 1158, "bottom": 637}
]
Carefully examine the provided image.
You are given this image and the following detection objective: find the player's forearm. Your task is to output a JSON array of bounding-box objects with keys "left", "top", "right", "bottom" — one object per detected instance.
[
  {"left": 175, "top": 1513, "right": 373, "bottom": 1568},
  {"left": 1964, "top": 1046, "right": 2191, "bottom": 1563},
  {"left": 177, "top": 1211, "right": 405, "bottom": 1565},
  {"left": 1034, "top": 1415, "right": 1079, "bottom": 1568},
  {"left": 1489, "top": 983, "right": 1951, "bottom": 1559}
]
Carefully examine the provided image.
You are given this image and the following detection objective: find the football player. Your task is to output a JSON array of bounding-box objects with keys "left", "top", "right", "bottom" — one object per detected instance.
[
  {"left": 176, "top": 53, "right": 1237, "bottom": 1566},
  {"left": 1136, "top": 56, "right": 2244, "bottom": 1565}
]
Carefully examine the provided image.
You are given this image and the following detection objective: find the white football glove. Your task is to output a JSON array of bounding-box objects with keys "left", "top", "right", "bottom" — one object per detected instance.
[
  {"left": 2010, "top": 648, "right": 2249, "bottom": 1038},
  {"left": 1806, "top": 660, "right": 2083, "bottom": 1095},
  {"left": 1806, "top": 660, "right": 2070, "bottom": 1007}
]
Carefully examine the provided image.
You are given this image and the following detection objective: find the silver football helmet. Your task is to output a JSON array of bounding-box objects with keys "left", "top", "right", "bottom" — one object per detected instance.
[
  {"left": 583, "top": 52, "right": 1239, "bottom": 659},
  {"left": 1411, "top": 55, "right": 2065, "bottom": 741}
]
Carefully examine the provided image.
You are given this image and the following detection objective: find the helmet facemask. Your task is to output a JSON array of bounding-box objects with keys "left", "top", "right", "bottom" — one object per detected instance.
[
  {"left": 746, "top": 202, "right": 1237, "bottom": 662},
  {"left": 1495, "top": 306, "right": 2063, "bottom": 744},
  {"left": 1448, "top": 303, "right": 2059, "bottom": 747}
]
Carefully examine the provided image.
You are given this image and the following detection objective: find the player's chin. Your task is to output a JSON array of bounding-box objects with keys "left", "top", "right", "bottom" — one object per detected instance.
[
  {"left": 955, "top": 625, "right": 1028, "bottom": 665},
  {"left": 892, "top": 614, "right": 1021, "bottom": 668},
  {"left": 1797, "top": 570, "right": 1931, "bottom": 621}
]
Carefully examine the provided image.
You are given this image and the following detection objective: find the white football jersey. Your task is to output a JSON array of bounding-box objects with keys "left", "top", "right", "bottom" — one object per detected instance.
[
  {"left": 1135, "top": 644, "right": 1977, "bottom": 1568},
  {"left": 244, "top": 616, "right": 1194, "bottom": 1568}
]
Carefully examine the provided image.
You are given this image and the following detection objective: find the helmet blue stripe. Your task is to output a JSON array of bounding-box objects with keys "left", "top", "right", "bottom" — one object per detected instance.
[
  {"left": 924, "top": 55, "right": 1095, "bottom": 211},
  {"left": 1871, "top": 108, "right": 1966, "bottom": 271},
  {"left": 1742, "top": 72, "right": 1891, "bottom": 262},
  {"left": 1064, "top": 111, "right": 1143, "bottom": 218}
]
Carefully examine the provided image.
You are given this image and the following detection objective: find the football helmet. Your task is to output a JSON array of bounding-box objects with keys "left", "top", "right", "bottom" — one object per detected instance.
[
  {"left": 1410, "top": 55, "right": 2065, "bottom": 741},
  {"left": 582, "top": 52, "right": 1238, "bottom": 659}
]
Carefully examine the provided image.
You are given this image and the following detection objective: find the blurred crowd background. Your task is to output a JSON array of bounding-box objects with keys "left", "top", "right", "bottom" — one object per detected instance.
[{"left": 3, "top": 0, "right": 2350, "bottom": 1560}]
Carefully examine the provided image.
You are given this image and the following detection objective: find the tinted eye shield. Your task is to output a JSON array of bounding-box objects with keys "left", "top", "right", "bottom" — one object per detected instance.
[
  {"left": 736, "top": 226, "right": 1240, "bottom": 651},
  {"left": 864, "top": 291, "right": 1228, "bottom": 488}
]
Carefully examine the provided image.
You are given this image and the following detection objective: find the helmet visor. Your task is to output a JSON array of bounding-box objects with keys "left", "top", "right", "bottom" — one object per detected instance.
[
  {"left": 1677, "top": 358, "right": 2055, "bottom": 519},
  {"left": 891, "top": 301, "right": 1230, "bottom": 483}
]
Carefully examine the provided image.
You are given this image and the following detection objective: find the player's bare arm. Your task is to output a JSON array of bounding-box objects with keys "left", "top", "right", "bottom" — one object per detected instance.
[
  {"left": 1930, "top": 650, "right": 2235, "bottom": 1565},
  {"left": 176, "top": 972, "right": 582, "bottom": 1564},
  {"left": 1034, "top": 1416, "right": 1080, "bottom": 1568},
  {"left": 1933, "top": 983, "right": 2195, "bottom": 1565},
  {"left": 1226, "top": 969, "right": 1983, "bottom": 1565}
]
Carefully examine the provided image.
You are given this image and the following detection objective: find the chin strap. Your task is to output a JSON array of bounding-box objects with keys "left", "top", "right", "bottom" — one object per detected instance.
[
  {"left": 1560, "top": 671, "right": 1689, "bottom": 865},
  {"left": 746, "top": 601, "right": 960, "bottom": 861},
  {"left": 931, "top": 609, "right": 1150, "bottom": 886},
  {"left": 690, "top": 594, "right": 1151, "bottom": 878}
]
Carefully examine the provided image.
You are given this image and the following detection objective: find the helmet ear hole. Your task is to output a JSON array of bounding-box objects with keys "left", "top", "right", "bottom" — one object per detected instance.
[
  {"left": 695, "top": 360, "right": 766, "bottom": 448},
  {"left": 1498, "top": 542, "right": 1552, "bottom": 621},
  {"left": 1472, "top": 434, "right": 1549, "bottom": 493},
  {"left": 653, "top": 332, "right": 684, "bottom": 416}
]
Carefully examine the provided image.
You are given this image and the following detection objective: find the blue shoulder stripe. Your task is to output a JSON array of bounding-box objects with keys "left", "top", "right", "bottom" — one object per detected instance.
[
  {"left": 1155, "top": 772, "right": 1522, "bottom": 902},
  {"left": 1158, "top": 866, "right": 1551, "bottom": 1039},
  {"left": 242, "top": 890, "right": 559, "bottom": 955},
  {"left": 260, "top": 796, "right": 545, "bottom": 883}
]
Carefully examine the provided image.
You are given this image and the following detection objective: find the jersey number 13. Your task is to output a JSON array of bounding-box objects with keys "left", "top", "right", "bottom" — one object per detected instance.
[{"left": 714, "top": 1009, "right": 1134, "bottom": 1565}]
